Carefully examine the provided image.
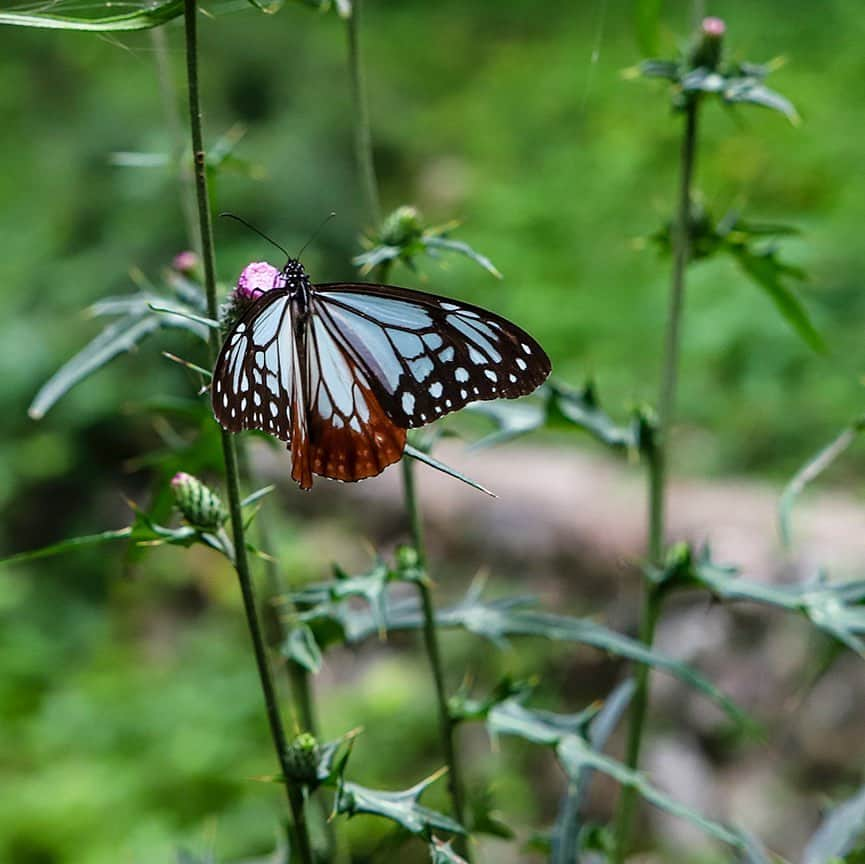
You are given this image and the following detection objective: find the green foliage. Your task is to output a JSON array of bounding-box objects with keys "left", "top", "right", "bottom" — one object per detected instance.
[
  {"left": 334, "top": 770, "right": 465, "bottom": 840},
  {"left": 29, "top": 269, "right": 209, "bottom": 420},
  {"left": 469, "top": 380, "right": 654, "bottom": 455},
  {"left": 486, "top": 693, "right": 766, "bottom": 856},
  {"left": 648, "top": 204, "right": 822, "bottom": 352},
  {"left": 0, "top": 0, "right": 183, "bottom": 31},
  {"left": 292, "top": 566, "right": 747, "bottom": 724},
  {"left": 354, "top": 205, "right": 501, "bottom": 280},
  {"left": 652, "top": 544, "right": 865, "bottom": 657}
]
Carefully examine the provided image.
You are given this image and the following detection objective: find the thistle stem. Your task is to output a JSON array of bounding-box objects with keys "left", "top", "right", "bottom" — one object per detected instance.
[
  {"left": 401, "top": 457, "right": 471, "bottom": 859},
  {"left": 346, "top": 0, "right": 381, "bottom": 226},
  {"left": 150, "top": 25, "right": 199, "bottom": 254},
  {"left": 612, "top": 96, "right": 700, "bottom": 862},
  {"left": 346, "top": 4, "right": 469, "bottom": 851},
  {"left": 182, "top": 2, "right": 311, "bottom": 860}
]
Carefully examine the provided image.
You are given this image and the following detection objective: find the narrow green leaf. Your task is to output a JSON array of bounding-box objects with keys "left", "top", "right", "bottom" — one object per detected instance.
[
  {"left": 732, "top": 247, "right": 823, "bottom": 352},
  {"left": 0, "top": 527, "right": 132, "bottom": 566},
  {"left": 0, "top": 0, "right": 183, "bottom": 31},
  {"left": 240, "top": 485, "right": 276, "bottom": 508},
  {"left": 803, "top": 783, "right": 865, "bottom": 864},
  {"left": 148, "top": 303, "right": 218, "bottom": 331},
  {"left": 780, "top": 418, "right": 865, "bottom": 546},
  {"left": 422, "top": 236, "right": 502, "bottom": 279},
  {"left": 404, "top": 444, "right": 496, "bottom": 497},
  {"left": 724, "top": 79, "right": 799, "bottom": 123},
  {"left": 29, "top": 315, "right": 160, "bottom": 419}
]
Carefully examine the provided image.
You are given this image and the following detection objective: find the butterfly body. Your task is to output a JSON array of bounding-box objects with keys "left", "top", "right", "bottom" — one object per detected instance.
[{"left": 212, "top": 257, "right": 550, "bottom": 490}]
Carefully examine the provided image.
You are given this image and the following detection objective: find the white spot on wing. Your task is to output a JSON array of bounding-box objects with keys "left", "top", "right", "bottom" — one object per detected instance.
[
  {"left": 402, "top": 392, "right": 415, "bottom": 415},
  {"left": 455, "top": 367, "right": 469, "bottom": 382}
]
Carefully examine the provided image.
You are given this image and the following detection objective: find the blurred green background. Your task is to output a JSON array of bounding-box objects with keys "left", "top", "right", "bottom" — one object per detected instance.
[{"left": 3, "top": 0, "right": 865, "bottom": 861}]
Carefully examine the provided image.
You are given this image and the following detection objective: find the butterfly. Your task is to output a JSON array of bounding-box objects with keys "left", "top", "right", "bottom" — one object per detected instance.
[{"left": 212, "top": 254, "right": 551, "bottom": 490}]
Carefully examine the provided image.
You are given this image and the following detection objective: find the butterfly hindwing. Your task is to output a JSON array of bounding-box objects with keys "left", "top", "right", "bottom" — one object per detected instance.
[
  {"left": 306, "top": 310, "right": 407, "bottom": 482},
  {"left": 311, "top": 283, "right": 551, "bottom": 428}
]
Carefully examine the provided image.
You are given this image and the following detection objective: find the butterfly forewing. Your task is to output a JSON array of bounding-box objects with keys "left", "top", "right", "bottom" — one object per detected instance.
[
  {"left": 312, "top": 283, "right": 551, "bottom": 428},
  {"left": 212, "top": 290, "right": 313, "bottom": 487}
]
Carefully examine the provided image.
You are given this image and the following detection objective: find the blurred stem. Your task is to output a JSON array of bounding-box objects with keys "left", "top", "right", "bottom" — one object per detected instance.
[
  {"left": 346, "top": 0, "right": 381, "bottom": 226},
  {"left": 150, "top": 25, "right": 199, "bottom": 254},
  {"left": 613, "top": 96, "right": 700, "bottom": 861},
  {"left": 401, "top": 456, "right": 471, "bottom": 859},
  {"left": 236, "top": 445, "right": 318, "bottom": 736},
  {"left": 182, "top": 3, "right": 311, "bottom": 861},
  {"left": 349, "top": 3, "right": 467, "bottom": 850}
]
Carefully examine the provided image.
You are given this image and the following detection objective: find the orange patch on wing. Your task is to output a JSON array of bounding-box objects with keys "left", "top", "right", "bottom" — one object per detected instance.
[{"left": 307, "top": 383, "right": 406, "bottom": 483}]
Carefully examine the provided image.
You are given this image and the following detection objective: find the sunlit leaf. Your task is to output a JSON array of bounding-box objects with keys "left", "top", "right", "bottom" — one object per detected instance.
[
  {"left": 0, "top": 527, "right": 133, "bottom": 566},
  {"left": 803, "top": 783, "right": 865, "bottom": 864},
  {"left": 0, "top": 0, "right": 183, "bottom": 31}
]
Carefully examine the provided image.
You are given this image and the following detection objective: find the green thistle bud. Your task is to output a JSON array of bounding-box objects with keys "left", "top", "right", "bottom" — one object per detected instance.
[
  {"left": 380, "top": 205, "right": 424, "bottom": 248},
  {"left": 284, "top": 732, "right": 320, "bottom": 784},
  {"left": 396, "top": 544, "right": 421, "bottom": 571},
  {"left": 170, "top": 472, "right": 228, "bottom": 530}
]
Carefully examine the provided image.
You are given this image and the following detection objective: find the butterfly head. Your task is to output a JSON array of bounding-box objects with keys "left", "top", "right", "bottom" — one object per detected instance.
[{"left": 280, "top": 258, "right": 309, "bottom": 291}]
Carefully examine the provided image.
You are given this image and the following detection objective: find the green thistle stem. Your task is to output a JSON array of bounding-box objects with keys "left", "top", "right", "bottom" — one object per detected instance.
[
  {"left": 401, "top": 456, "right": 470, "bottom": 859},
  {"left": 182, "top": 2, "right": 311, "bottom": 860},
  {"left": 612, "top": 96, "right": 700, "bottom": 862}
]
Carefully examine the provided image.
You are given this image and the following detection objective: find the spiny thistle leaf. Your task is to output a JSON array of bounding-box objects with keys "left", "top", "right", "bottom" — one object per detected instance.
[
  {"left": 552, "top": 680, "right": 635, "bottom": 864},
  {"left": 294, "top": 578, "right": 747, "bottom": 725},
  {"left": 489, "top": 697, "right": 765, "bottom": 856},
  {"left": 0, "top": 0, "right": 183, "bottom": 31},
  {"left": 280, "top": 624, "right": 323, "bottom": 674},
  {"left": 655, "top": 546, "right": 865, "bottom": 658},
  {"left": 335, "top": 771, "right": 465, "bottom": 839}
]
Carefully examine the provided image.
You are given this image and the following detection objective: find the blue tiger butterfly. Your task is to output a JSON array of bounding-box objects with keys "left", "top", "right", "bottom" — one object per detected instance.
[{"left": 212, "top": 231, "right": 551, "bottom": 489}]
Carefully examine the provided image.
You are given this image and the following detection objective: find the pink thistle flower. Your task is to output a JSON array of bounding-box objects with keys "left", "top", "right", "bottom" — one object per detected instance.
[
  {"left": 236, "top": 261, "right": 282, "bottom": 301},
  {"left": 171, "top": 250, "right": 199, "bottom": 274},
  {"left": 701, "top": 16, "right": 726, "bottom": 37}
]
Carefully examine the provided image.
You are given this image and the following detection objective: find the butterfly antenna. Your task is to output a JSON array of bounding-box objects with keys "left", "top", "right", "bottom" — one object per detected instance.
[
  {"left": 297, "top": 211, "right": 337, "bottom": 260},
  {"left": 219, "top": 213, "right": 291, "bottom": 260}
]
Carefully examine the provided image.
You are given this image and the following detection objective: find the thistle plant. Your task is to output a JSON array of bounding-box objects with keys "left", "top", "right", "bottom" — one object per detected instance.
[{"left": 4, "top": 3, "right": 865, "bottom": 864}]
